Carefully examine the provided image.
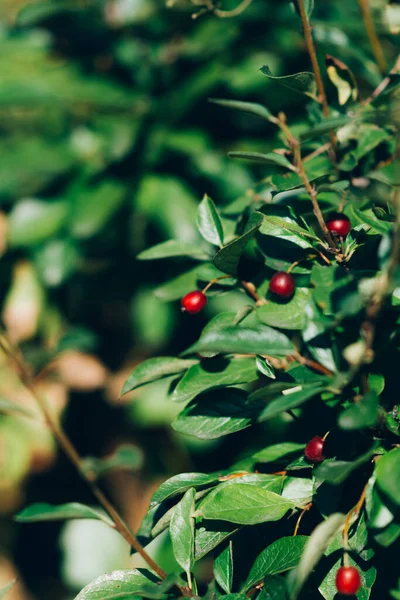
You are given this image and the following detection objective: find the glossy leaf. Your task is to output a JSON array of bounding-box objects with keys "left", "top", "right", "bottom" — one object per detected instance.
[
  {"left": 195, "top": 522, "right": 238, "bottom": 560},
  {"left": 255, "top": 383, "right": 327, "bottom": 421},
  {"left": 214, "top": 541, "right": 233, "bottom": 594},
  {"left": 150, "top": 473, "right": 219, "bottom": 508},
  {"left": 228, "top": 152, "right": 294, "bottom": 170},
  {"left": 260, "top": 67, "right": 317, "bottom": 98},
  {"left": 256, "top": 356, "right": 276, "bottom": 379},
  {"left": 259, "top": 214, "right": 319, "bottom": 248},
  {"left": 257, "top": 288, "right": 310, "bottom": 330},
  {"left": 170, "top": 488, "right": 196, "bottom": 574},
  {"left": 197, "top": 195, "right": 224, "bottom": 247},
  {"left": 314, "top": 447, "right": 376, "bottom": 485},
  {"left": 15, "top": 503, "right": 113, "bottom": 527},
  {"left": 121, "top": 357, "right": 197, "bottom": 396},
  {"left": 213, "top": 211, "right": 264, "bottom": 274},
  {"left": 258, "top": 576, "right": 287, "bottom": 600},
  {"left": 9, "top": 199, "right": 67, "bottom": 247},
  {"left": 82, "top": 445, "right": 143, "bottom": 479},
  {"left": 172, "top": 389, "right": 255, "bottom": 439},
  {"left": 185, "top": 325, "right": 295, "bottom": 357},
  {"left": 208, "top": 98, "right": 273, "bottom": 121},
  {"left": 252, "top": 442, "right": 305, "bottom": 464},
  {"left": 243, "top": 536, "right": 308, "bottom": 592},
  {"left": 196, "top": 484, "right": 294, "bottom": 525},
  {"left": 74, "top": 569, "right": 167, "bottom": 600},
  {"left": 172, "top": 358, "right": 258, "bottom": 403}
]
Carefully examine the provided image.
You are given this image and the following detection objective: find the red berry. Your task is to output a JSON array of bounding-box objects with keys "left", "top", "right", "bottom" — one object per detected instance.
[
  {"left": 326, "top": 213, "right": 351, "bottom": 238},
  {"left": 304, "top": 436, "right": 325, "bottom": 464},
  {"left": 269, "top": 272, "right": 296, "bottom": 299},
  {"left": 181, "top": 291, "right": 207, "bottom": 314},
  {"left": 335, "top": 566, "right": 361, "bottom": 596}
]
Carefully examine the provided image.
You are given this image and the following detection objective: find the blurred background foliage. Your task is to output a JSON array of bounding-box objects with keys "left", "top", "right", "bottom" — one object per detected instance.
[{"left": 0, "top": 0, "right": 398, "bottom": 598}]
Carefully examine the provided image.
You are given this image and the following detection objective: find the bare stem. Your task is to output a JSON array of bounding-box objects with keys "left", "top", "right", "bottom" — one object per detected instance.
[
  {"left": 296, "top": 0, "right": 336, "bottom": 152},
  {"left": 358, "top": 0, "right": 387, "bottom": 73},
  {"left": 343, "top": 482, "right": 368, "bottom": 549},
  {"left": 214, "top": 0, "right": 253, "bottom": 18},
  {"left": 0, "top": 335, "right": 180, "bottom": 588},
  {"left": 363, "top": 54, "right": 400, "bottom": 105},
  {"left": 277, "top": 113, "right": 336, "bottom": 250}
]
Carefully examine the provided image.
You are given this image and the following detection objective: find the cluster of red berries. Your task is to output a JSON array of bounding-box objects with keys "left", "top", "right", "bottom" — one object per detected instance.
[
  {"left": 181, "top": 214, "right": 351, "bottom": 311},
  {"left": 304, "top": 436, "right": 361, "bottom": 595}
]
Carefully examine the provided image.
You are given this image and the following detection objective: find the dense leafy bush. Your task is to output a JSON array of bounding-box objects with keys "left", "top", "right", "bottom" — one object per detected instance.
[{"left": 1, "top": 0, "right": 400, "bottom": 599}]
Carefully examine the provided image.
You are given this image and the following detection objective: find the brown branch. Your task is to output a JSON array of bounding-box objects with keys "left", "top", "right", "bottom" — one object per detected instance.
[
  {"left": 357, "top": 0, "right": 387, "bottom": 73},
  {"left": 0, "top": 335, "right": 185, "bottom": 590},
  {"left": 363, "top": 53, "right": 400, "bottom": 105},
  {"left": 296, "top": 0, "right": 337, "bottom": 152},
  {"left": 343, "top": 482, "right": 368, "bottom": 549},
  {"left": 294, "top": 502, "right": 312, "bottom": 536},
  {"left": 292, "top": 352, "right": 334, "bottom": 378},
  {"left": 241, "top": 280, "right": 267, "bottom": 305},
  {"left": 277, "top": 113, "right": 337, "bottom": 250},
  {"left": 214, "top": 0, "right": 253, "bottom": 18}
]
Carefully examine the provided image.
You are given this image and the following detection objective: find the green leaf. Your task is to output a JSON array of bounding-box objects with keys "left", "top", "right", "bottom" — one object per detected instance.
[
  {"left": 228, "top": 152, "right": 295, "bottom": 170},
  {"left": 256, "top": 356, "right": 276, "bottom": 379},
  {"left": 15, "top": 503, "right": 113, "bottom": 527},
  {"left": 260, "top": 66, "right": 317, "bottom": 98},
  {"left": 185, "top": 325, "right": 295, "bottom": 357},
  {"left": 172, "top": 389, "right": 254, "bottom": 439},
  {"left": 213, "top": 211, "right": 264, "bottom": 274},
  {"left": 196, "top": 484, "right": 294, "bottom": 525},
  {"left": 376, "top": 447, "right": 400, "bottom": 506},
  {"left": 243, "top": 536, "right": 308, "bottom": 592},
  {"left": 150, "top": 473, "right": 219, "bottom": 508},
  {"left": 82, "top": 445, "right": 143, "bottom": 479},
  {"left": 137, "top": 240, "right": 209, "bottom": 261},
  {"left": 192, "top": 312, "right": 237, "bottom": 359},
  {"left": 0, "top": 581, "right": 16, "bottom": 599},
  {"left": 314, "top": 447, "right": 376, "bottom": 485},
  {"left": 255, "top": 383, "right": 327, "bottom": 421},
  {"left": 214, "top": 541, "right": 233, "bottom": 594},
  {"left": 8, "top": 199, "right": 67, "bottom": 247},
  {"left": 287, "top": 513, "right": 346, "bottom": 600},
  {"left": 69, "top": 181, "right": 125, "bottom": 239},
  {"left": 197, "top": 195, "right": 224, "bottom": 247},
  {"left": 121, "top": 357, "right": 197, "bottom": 396},
  {"left": 257, "top": 288, "right": 310, "bottom": 330},
  {"left": 172, "top": 358, "right": 258, "bottom": 403},
  {"left": 74, "top": 569, "right": 167, "bottom": 600},
  {"left": 154, "top": 267, "right": 199, "bottom": 301},
  {"left": 208, "top": 98, "right": 273, "bottom": 122},
  {"left": 170, "top": 488, "right": 196, "bottom": 574},
  {"left": 195, "top": 522, "right": 238, "bottom": 560},
  {"left": 259, "top": 214, "right": 320, "bottom": 248},
  {"left": 338, "top": 392, "right": 379, "bottom": 430},
  {"left": 299, "top": 116, "right": 352, "bottom": 141},
  {"left": 252, "top": 442, "right": 305, "bottom": 464}
]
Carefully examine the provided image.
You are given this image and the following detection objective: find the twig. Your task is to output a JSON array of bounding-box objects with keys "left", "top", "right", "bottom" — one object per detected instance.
[
  {"left": 357, "top": 0, "right": 387, "bottom": 73},
  {"left": 0, "top": 335, "right": 181, "bottom": 589},
  {"left": 292, "top": 352, "right": 334, "bottom": 377},
  {"left": 294, "top": 502, "right": 312, "bottom": 536},
  {"left": 277, "top": 113, "right": 337, "bottom": 250},
  {"left": 363, "top": 54, "right": 400, "bottom": 105},
  {"left": 343, "top": 482, "right": 368, "bottom": 549},
  {"left": 214, "top": 0, "right": 253, "bottom": 18},
  {"left": 296, "top": 0, "right": 337, "bottom": 152},
  {"left": 240, "top": 280, "right": 267, "bottom": 304}
]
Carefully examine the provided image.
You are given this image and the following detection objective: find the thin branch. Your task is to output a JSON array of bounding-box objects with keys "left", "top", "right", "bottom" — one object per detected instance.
[
  {"left": 296, "top": 0, "right": 337, "bottom": 152},
  {"left": 0, "top": 335, "right": 185, "bottom": 590},
  {"left": 363, "top": 53, "right": 400, "bottom": 105},
  {"left": 357, "top": 0, "right": 387, "bottom": 73},
  {"left": 343, "top": 482, "right": 368, "bottom": 549},
  {"left": 214, "top": 0, "right": 253, "bottom": 18},
  {"left": 294, "top": 502, "right": 312, "bottom": 536},
  {"left": 240, "top": 280, "right": 267, "bottom": 304},
  {"left": 292, "top": 351, "right": 334, "bottom": 378},
  {"left": 277, "top": 113, "right": 337, "bottom": 250}
]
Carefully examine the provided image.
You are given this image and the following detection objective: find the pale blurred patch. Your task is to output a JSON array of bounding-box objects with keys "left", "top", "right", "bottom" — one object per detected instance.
[
  {"left": 2, "top": 261, "right": 43, "bottom": 343},
  {"left": 0, "top": 555, "right": 33, "bottom": 600},
  {"left": 56, "top": 351, "right": 108, "bottom": 391}
]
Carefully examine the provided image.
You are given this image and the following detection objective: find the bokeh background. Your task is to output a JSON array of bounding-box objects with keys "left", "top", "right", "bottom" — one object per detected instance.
[{"left": 0, "top": 1, "right": 397, "bottom": 598}]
